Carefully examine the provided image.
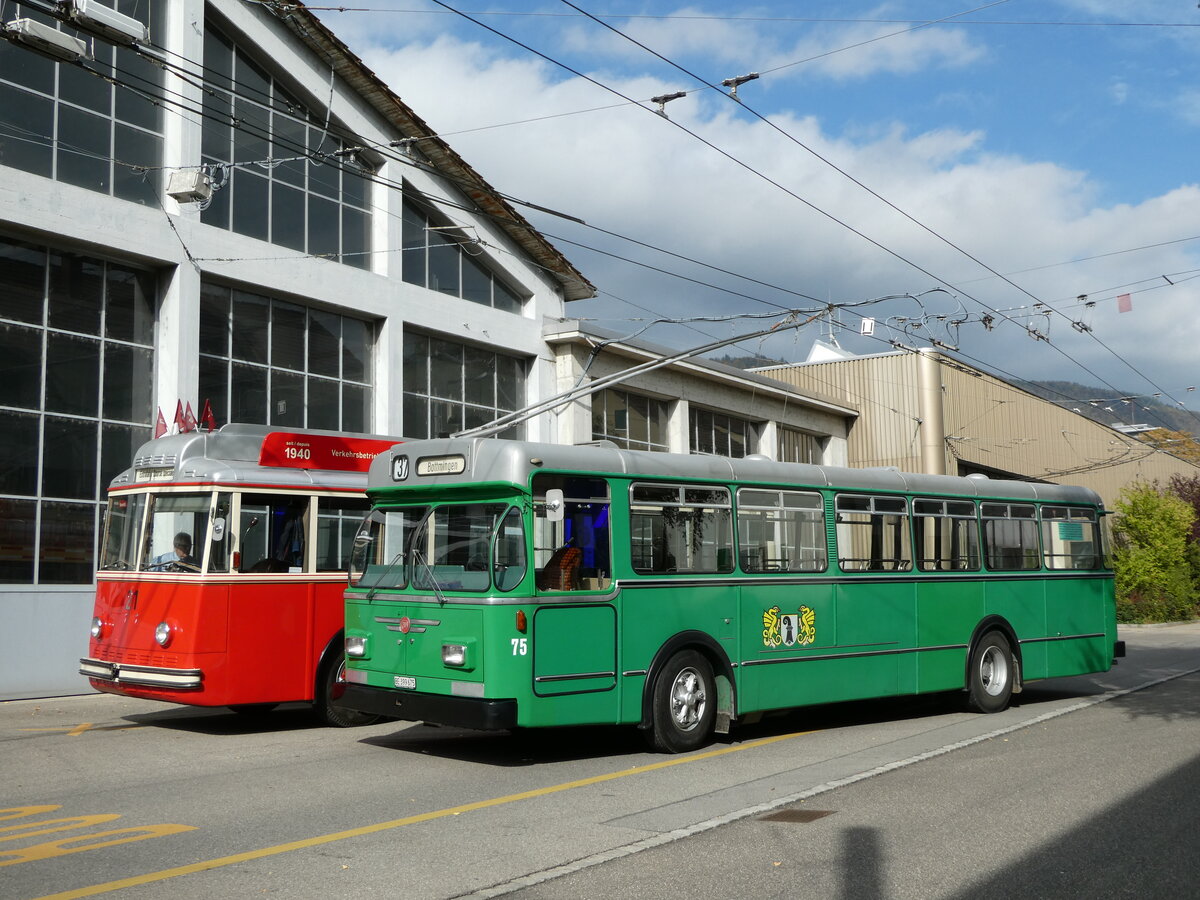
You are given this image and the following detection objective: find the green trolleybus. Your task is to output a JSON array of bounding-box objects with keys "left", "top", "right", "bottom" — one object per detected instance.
[{"left": 340, "top": 438, "right": 1122, "bottom": 752}]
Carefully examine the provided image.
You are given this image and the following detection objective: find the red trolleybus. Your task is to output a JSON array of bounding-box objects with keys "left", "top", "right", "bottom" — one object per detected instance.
[{"left": 81, "top": 424, "right": 400, "bottom": 725}]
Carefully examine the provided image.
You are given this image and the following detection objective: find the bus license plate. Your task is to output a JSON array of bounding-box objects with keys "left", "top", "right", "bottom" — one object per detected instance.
[{"left": 394, "top": 675, "right": 416, "bottom": 689}]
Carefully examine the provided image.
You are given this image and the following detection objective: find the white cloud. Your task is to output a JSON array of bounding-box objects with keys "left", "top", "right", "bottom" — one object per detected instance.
[
  {"left": 552, "top": 6, "right": 988, "bottom": 84},
  {"left": 343, "top": 24, "right": 1200, "bottom": 391}
]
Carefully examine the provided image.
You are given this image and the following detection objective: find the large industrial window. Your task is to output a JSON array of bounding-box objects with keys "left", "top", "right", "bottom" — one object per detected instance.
[
  {"left": 778, "top": 426, "right": 822, "bottom": 464},
  {"left": 591, "top": 388, "right": 668, "bottom": 452},
  {"left": 0, "top": 235, "right": 155, "bottom": 584},
  {"left": 402, "top": 331, "right": 526, "bottom": 439},
  {"left": 689, "top": 407, "right": 754, "bottom": 458},
  {"left": 0, "top": 1, "right": 165, "bottom": 205},
  {"left": 198, "top": 282, "right": 374, "bottom": 432},
  {"left": 401, "top": 196, "right": 525, "bottom": 312},
  {"left": 199, "top": 23, "right": 372, "bottom": 268}
]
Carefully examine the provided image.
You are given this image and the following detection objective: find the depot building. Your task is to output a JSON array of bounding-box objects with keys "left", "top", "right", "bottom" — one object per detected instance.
[{"left": 0, "top": 1, "right": 856, "bottom": 699}]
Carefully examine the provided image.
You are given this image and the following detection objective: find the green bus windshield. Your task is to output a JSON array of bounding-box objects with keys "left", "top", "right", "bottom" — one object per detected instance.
[{"left": 349, "top": 503, "right": 526, "bottom": 593}]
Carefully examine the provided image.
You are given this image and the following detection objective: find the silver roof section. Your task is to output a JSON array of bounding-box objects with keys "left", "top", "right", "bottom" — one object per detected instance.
[
  {"left": 371, "top": 438, "right": 1105, "bottom": 507},
  {"left": 112, "top": 424, "right": 402, "bottom": 492}
]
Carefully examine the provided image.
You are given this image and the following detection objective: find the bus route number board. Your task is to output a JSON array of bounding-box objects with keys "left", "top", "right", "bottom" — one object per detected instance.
[{"left": 394, "top": 675, "right": 416, "bottom": 689}]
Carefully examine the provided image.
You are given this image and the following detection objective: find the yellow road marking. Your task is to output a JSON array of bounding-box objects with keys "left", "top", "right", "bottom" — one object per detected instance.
[
  {"left": 2, "top": 826, "right": 196, "bottom": 867},
  {"left": 18, "top": 724, "right": 143, "bottom": 737},
  {"left": 0, "top": 816, "right": 121, "bottom": 845},
  {"left": 0, "top": 807, "right": 60, "bottom": 822},
  {"left": 35, "top": 729, "right": 811, "bottom": 900}
]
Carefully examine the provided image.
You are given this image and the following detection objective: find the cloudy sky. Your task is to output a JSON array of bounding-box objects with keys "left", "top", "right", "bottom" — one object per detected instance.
[{"left": 314, "top": 1, "right": 1200, "bottom": 418}]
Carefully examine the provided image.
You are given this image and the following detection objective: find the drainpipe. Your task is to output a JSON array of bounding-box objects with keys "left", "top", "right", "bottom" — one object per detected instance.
[{"left": 917, "top": 348, "right": 946, "bottom": 475}]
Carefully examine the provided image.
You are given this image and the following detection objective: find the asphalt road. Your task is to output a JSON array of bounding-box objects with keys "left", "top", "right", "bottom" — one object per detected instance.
[{"left": 2, "top": 623, "right": 1197, "bottom": 900}]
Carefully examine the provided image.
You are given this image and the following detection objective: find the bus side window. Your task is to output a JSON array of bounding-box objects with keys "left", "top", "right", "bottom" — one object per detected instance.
[
  {"left": 532, "top": 475, "right": 611, "bottom": 591},
  {"left": 208, "top": 493, "right": 233, "bottom": 573},
  {"left": 240, "top": 494, "right": 310, "bottom": 574},
  {"left": 316, "top": 497, "right": 370, "bottom": 572},
  {"left": 834, "top": 494, "right": 911, "bottom": 573},
  {"left": 1041, "top": 505, "right": 1100, "bottom": 570},
  {"left": 981, "top": 503, "right": 1039, "bottom": 571}
]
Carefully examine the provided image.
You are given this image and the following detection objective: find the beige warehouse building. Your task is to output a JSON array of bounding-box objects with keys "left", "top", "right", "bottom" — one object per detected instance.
[{"left": 757, "top": 347, "right": 1200, "bottom": 507}]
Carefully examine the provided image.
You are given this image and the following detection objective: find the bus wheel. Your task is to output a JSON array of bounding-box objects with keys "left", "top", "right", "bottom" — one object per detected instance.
[
  {"left": 316, "top": 658, "right": 382, "bottom": 728},
  {"left": 967, "top": 631, "right": 1014, "bottom": 713},
  {"left": 649, "top": 650, "right": 716, "bottom": 753}
]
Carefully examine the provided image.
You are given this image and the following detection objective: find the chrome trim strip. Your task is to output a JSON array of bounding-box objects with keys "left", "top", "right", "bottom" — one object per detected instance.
[
  {"left": 1019, "top": 632, "right": 1106, "bottom": 644},
  {"left": 621, "top": 670, "right": 648, "bottom": 677},
  {"left": 742, "top": 642, "right": 950, "bottom": 667},
  {"left": 533, "top": 671, "right": 616, "bottom": 683}
]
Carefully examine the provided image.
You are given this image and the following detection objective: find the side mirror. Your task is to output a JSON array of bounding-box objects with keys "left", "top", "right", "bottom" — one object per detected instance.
[{"left": 544, "top": 488, "right": 565, "bottom": 523}]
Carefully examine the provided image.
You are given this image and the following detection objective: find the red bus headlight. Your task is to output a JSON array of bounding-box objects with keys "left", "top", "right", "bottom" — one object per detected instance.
[{"left": 154, "top": 621, "right": 173, "bottom": 647}]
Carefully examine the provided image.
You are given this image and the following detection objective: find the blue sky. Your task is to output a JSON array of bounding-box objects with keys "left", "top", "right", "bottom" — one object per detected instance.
[{"left": 315, "top": 2, "right": 1200, "bottom": 419}]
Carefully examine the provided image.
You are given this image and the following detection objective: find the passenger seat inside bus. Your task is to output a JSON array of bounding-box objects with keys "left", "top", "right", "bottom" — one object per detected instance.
[{"left": 537, "top": 546, "right": 582, "bottom": 591}]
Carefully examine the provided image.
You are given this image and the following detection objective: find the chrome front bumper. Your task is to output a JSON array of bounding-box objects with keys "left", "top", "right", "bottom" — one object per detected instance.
[{"left": 80, "top": 657, "right": 203, "bottom": 690}]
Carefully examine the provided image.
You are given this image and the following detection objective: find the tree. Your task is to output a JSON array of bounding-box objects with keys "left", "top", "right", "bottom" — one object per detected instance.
[
  {"left": 1110, "top": 482, "right": 1198, "bottom": 623},
  {"left": 1166, "top": 473, "right": 1200, "bottom": 594}
]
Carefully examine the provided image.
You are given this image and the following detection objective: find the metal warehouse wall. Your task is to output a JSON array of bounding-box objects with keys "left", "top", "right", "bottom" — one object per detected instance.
[{"left": 759, "top": 350, "right": 1200, "bottom": 509}]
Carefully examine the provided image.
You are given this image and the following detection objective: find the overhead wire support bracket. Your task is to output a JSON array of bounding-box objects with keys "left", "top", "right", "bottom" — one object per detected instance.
[
  {"left": 649, "top": 91, "right": 686, "bottom": 118},
  {"left": 721, "top": 72, "right": 759, "bottom": 100}
]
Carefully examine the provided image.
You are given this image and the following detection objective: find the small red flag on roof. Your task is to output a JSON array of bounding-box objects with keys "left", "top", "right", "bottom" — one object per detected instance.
[
  {"left": 200, "top": 399, "right": 218, "bottom": 431},
  {"left": 154, "top": 408, "right": 167, "bottom": 439}
]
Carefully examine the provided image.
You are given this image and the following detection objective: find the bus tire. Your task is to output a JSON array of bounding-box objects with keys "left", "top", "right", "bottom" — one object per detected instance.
[
  {"left": 966, "top": 631, "right": 1014, "bottom": 713},
  {"left": 316, "top": 657, "right": 382, "bottom": 728},
  {"left": 649, "top": 650, "right": 716, "bottom": 753}
]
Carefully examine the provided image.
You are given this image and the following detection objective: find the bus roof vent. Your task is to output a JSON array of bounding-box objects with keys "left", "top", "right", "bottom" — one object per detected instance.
[
  {"left": 134, "top": 453, "right": 178, "bottom": 468},
  {"left": 744, "top": 454, "right": 772, "bottom": 462},
  {"left": 967, "top": 473, "right": 989, "bottom": 480}
]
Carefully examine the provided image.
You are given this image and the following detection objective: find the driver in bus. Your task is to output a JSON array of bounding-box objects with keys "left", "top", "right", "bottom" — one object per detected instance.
[{"left": 150, "top": 532, "right": 199, "bottom": 571}]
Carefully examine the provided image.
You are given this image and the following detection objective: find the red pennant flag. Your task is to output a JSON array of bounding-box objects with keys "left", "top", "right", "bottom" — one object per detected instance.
[
  {"left": 183, "top": 402, "right": 197, "bottom": 433},
  {"left": 200, "top": 399, "right": 218, "bottom": 431},
  {"left": 173, "top": 400, "right": 185, "bottom": 434},
  {"left": 1117, "top": 293, "right": 1132, "bottom": 313},
  {"left": 154, "top": 408, "right": 167, "bottom": 439}
]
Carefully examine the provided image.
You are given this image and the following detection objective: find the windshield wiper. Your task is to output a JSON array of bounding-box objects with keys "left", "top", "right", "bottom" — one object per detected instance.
[
  {"left": 411, "top": 548, "right": 447, "bottom": 605},
  {"left": 364, "top": 550, "right": 405, "bottom": 601}
]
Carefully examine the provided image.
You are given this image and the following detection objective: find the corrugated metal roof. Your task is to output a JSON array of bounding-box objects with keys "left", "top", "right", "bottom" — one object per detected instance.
[{"left": 267, "top": 2, "right": 595, "bottom": 302}]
